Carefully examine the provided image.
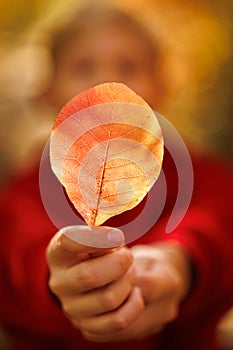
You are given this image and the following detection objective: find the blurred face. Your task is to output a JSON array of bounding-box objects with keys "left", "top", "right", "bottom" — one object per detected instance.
[{"left": 49, "top": 23, "right": 161, "bottom": 109}]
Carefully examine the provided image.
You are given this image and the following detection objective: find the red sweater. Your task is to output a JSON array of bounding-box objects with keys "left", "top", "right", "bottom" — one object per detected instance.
[{"left": 0, "top": 151, "right": 233, "bottom": 350}]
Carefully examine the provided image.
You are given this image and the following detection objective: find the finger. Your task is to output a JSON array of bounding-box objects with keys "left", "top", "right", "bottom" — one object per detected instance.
[
  {"left": 74, "top": 287, "right": 144, "bottom": 334},
  {"left": 46, "top": 225, "right": 125, "bottom": 267},
  {"left": 81, "top": 315, "right": 164, "bottom": 343},
  {"left": 53, "top": 246, "right": 133, "bottom": 295},
  {"left": 80, "top": 299, "right": 176, "bottom": 343},
  {"left": 62, "top": 265, "right": 135, "bottom": 318}
]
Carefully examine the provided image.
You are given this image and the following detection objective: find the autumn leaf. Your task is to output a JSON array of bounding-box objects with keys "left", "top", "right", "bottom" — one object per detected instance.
[{"left": 50, "top": 82, "right": 164, "bottom": 226}]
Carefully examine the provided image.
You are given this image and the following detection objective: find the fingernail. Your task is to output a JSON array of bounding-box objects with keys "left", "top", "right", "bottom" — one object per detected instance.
[
  {"left": 60, "top": 225, "right": 124, "bottom": 248},
  {"left": 107, "top": 228, "right": 125, "bottom": 244}
]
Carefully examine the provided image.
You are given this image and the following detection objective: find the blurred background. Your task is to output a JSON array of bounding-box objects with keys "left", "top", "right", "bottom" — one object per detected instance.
[
  {"left": 0, "top": 0, "right": 232, "bottom": 185},
  {"left": 0, "top": 0, "right": 232, "bottom": 347}
]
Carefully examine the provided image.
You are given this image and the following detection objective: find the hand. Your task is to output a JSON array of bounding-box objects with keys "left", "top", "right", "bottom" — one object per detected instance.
[
  {"left": 128, "top": 242, "right": 192, "bottom": 338},
  {"left": 46, "top": 226, "right": 145, "bottom": 341},
  {"left": 46, "top": 226, "right": 192, "bottom": 342},
  {"left": 84, "top": 243, "right": 191, "bottom": 342}
]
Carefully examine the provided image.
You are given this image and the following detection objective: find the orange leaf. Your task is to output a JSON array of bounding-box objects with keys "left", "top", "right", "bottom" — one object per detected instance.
[{"left": 50, "top": 82, "right": 164, "bottom": 226}]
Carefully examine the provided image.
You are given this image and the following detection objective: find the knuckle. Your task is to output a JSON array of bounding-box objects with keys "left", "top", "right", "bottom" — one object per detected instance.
[
  {"left": 77, "top": 265, "right": 96, "bottom": 290},
  {"left": 81, "top": 330, "right": 98, "bottom": 342},
  {"left": 117, "top": 248, "right": 132, "bottom": 272},
  {"left": 137, "top": 295, "right": 145, "bottom": 313},
  {"left": 48, "top": 272, "right": 68, "bottom": 297},
  {"left": 45, "top": 244, "right": 51, "bottom": 262},
  {"left": 75, "top": 318, "right": 93, "bottom": 334},
  {"left": 70, "top": 318, "right": 81, "bottom": 330},
  {"left": 48, "top": 276, "right": 61, "bottom": 295},
  {"left": 77, "top": 318, "right": 89, "bottom": 329},
  {"left": 98, "top": 289, "right": 119, "bottom": 311},
  {"left": 62, "top": 301, "right": 73, "bottom": 316},
  {"left": 133, "top": 286, "right": 145, "bottom": 313},
  {"left": 46, "top": 235, "right": 58, "bottom": 262},
  {"left": 110, "top": 314, "right": 129, "bottom": 331},
  {"left": 126, "top": 265, "right": 136, "bottom": 284},
  {"left": 81, "top": 331, "right": 92, "bottom": 341}
]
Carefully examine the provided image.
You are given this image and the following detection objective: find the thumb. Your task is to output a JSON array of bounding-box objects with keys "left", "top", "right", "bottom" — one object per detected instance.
[
  {"left": 61, "top": 225, "right": 125, "bottom": 249},
  {"left": 46, "top": 225, "right": 125, "bottom": 267}
]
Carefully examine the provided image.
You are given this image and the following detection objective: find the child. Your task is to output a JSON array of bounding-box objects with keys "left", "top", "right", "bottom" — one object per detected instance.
[{"left": 1, "top": 3, "right": 233, "bottom": 350}]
